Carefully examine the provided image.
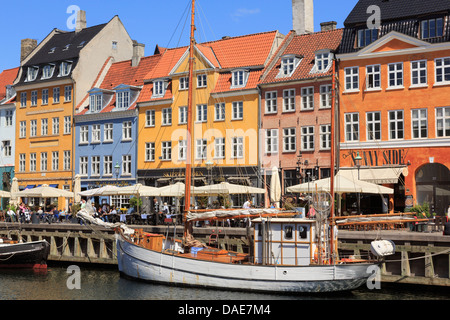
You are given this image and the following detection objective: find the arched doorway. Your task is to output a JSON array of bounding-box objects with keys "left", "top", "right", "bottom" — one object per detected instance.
[{"left": 415, "top": 163, "right": 450, "bottom": 215}]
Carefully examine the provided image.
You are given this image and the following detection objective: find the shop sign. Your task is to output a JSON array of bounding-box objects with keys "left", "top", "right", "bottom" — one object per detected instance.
[{"left": 343, "top": 149, "right": 408, "bottom": 167}]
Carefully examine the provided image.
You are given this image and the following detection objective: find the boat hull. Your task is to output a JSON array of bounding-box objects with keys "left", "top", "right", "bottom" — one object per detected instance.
[
  {"left": 0, "top": 240, "right": 50, "bottom": 269},
  {"left": 116, "top": 233, "right": 376, "bottom": 293}
]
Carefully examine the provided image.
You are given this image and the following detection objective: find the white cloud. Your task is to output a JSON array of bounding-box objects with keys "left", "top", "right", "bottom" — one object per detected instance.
[{"left": 231, "top": 8, "right": 261, "bottom": 21}]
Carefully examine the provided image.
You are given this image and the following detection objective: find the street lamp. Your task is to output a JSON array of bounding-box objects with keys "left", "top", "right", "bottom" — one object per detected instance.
[
  {"left": 114, "top": 162, "right": 121, "bottom": 183},
  {"left": 354, "top": 151, "right": 362, "bottom": 215}
]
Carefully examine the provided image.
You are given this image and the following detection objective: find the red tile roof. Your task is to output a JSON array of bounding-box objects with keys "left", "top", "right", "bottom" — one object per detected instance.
[
  {"left": 261, "top": 29, "right": 344, "bottom": 84},
  {"left": 0, "top": 67, "right": 19, "bottom": 101}
]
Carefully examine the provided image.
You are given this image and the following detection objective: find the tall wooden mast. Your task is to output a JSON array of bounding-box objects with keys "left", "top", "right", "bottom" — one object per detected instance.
[
  {"left": 329, "top": 59, "right": 336, "bottom": 264},
  {"left": 184, "top": 0, "right": 196, "bottom": 214}
]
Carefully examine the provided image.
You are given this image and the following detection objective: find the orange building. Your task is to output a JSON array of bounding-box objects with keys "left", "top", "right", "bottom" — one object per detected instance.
[{"left": 336, "top": 0, "right": 450, "bottom": 215}]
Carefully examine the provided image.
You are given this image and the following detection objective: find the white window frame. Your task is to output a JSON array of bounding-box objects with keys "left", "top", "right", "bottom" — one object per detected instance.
[
  {"left": 162, "top": 108, "right": 172, "bottom": 126},
  {"left": 90, "top": 94, "right": 102, "bottom": 113},
  {"left": 92, "top": 124, "right": 101, "bottom": 143},
  {"left": 197, "top": 74, "right": 207, "bottom": 88},
  {"left": 265, "top": 129, "right": 279, "bottom": 154},
  {"left": 91, "top": 156, "right": 100, "bottom": 176},
  {"left": 60, "top": 62, "right": 72, "bottom": 76},
  {"left": 320, "top": 85, "right": 332, "bottom": 109},
  {"left": 64, "top": 116, "right": 71, "bottom": 134},
  {"left": 27, "top": 67, "right": 39, "bottom": 82},
  {"left": 179, "top": 106, "right": 187, "bottom": 124},
  {"left": 52, "top": 151, "right": 59, "bottom": 171},
  {"left": 320, "top": 124, "right": 331, "bottom": 150},
  {"left": 301, "top": 87, "right": 314, "bottom": 110},
  {"left": 122, "top": 155, "right": 132, "bottom": 176},
  {"left": 122, "top": 121, "right": 132, "bottom": 141},
  {"left": 42, "top": 65, "right": 54, "bottom": 80},
  {"left": 411, "top": 60, "right": 428, "bottom": 87},
  {"left": 345, "top": 113, "right": 359, "bottom": 142},
  {"left": 231, "top": 137, "right": 244, "bottom": 159},
  {"left": 2, "top": 141, "right": 11, "bottom": 157},
  {"left": 436, "top": 107, "right": 450, "bottom": 137},
  {"left": 411, "top": 108, "right": 428, "bottom": 139},
  {"left": 315, "top": 52, "right": 331, "bottom": 73},
  {"left": 42, "top": 89, "right": 49, "bottom": 105},
  {"left": 80, "top": 156, "right": 88, "bottom": 176},
  {"left": 41, "top": 118, "right": 48, "bottom": 136},
  {"left": 265, "top": 91, "right": 277, "bottom": 114},
  {"left": 30, "top": 153, "right": 37, "bottom": 172},
  {"left": 153, "top": 80, "right": 166, "bottom": 98},
  {"left": 52, "top": 117, "right": 59, "bottom": 135},
  {"left": 20, "top": 92, "right": 27, "bottom": 108},
  {"left": 179, "top": 77, "right": 189, "bottom": 90},
  {"left": 344, "top": 67, "right": 359, "bottom": 92},
  {"left": 388, "top": 110, "right": 404, "bottom": 140},
  {"left": 64, "top": 86, "right": 72, "bottom": 102},
  {"left": 196, "top": 139, "right": 207, "bottom": 160},
  {"left": 104, "top": 123, "right": 113, "bottom": 142},
  {"left": 366, "top": 111, "right": 381, "bottom": 141},
  {"left": 301, "top": 126, "right": 315, "bottom": 151},
  {"left": 31, "top": 90, "right": 38, "bottom": 106},
  {"left": 40, "top": 152, "right": 47, "bottom": 171},
  {"left": 232, "top": 101, "right": 243, "bottom": 120},
  {"left": 283, "top": 89, "right": 295, "bottom": 112},
  {"left": 30, "top": 120, "right": 37, "bottom": 137},
  {"left": 104, "top": 155, "right": 113, "bottom": 176},
  {"left": 231, "top": 69, "right": 248, "bottom": 88},
  {"left": 178, "top": 140, "right": 186, "bottom": 161},
  {"left": 19, "top": 154, "right": 26, "bottom": 172},
  {"left": 146, "top": 110, "right": 155, "bottom": 127},
  {"left": 283, "top": 128, "right": 296, "bottom": 153},
  {"left": 117, "top": 90, "right": 130, "bottom": 109},
  {"left": 161, "top": 141, "right": 172, "bottom": 161},
  {"left": 145, "top": 142, "right": 155, "bottom": 162},
  {"left": 53, "top": 87, "right": 60, "bottom": 104},
  {"left": 214, "top": 137, "right": 225, "bottom": 159},
  {"left": 5, "top": 110, "right": 13, "bottom": 126},
  {"left": 214, "top": 103, "right": 225, "bottom": 121},
  {"left": 19, "top": 121, "right": 26, "bottom": 138},
  {"left": 366, "top": 64, "right": 381, "bottom": 90},
  {"left": 388, "top": 63, "right": 403, "bottom": 89},
  {"left": 421, "top": 18, "right": 444, "bottom": 39},
  {"left": 435, "top": 57, "right": 450, "bottom": 85},
  {"left": 196, "top": 104, "right": 207, "bottom": 123},
  {"left": 80, "top": 126, "right": 89, "bottom": 144},
  {"left": 63, "top": 151, "right": 71, "bottom": 170}
]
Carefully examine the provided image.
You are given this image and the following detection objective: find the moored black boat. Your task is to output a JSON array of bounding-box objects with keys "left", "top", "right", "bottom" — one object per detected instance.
[{"left": 0, "top": 240, "right": 50, "bottom": 269}]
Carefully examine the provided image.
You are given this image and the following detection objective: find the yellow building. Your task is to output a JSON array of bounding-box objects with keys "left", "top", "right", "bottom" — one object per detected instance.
[
  {"left": 136, "top": 31, "right": 283, "bottom": 206},
  {"left": 13, "top": 12, "right": 133, "bottom": 209}
]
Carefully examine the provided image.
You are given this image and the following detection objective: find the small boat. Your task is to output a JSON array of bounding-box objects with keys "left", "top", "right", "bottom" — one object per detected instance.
[{"left": 0, "top": 239, "right": 50, "bottom": 270}]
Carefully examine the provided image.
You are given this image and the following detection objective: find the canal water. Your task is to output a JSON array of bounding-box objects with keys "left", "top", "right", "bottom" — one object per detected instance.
[{"left": 1, "top": 263, "right": 449, "bottom": 301}]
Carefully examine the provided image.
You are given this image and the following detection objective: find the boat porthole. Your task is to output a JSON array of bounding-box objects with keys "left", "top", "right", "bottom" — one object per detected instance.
[{"left": 283, "top": 271, "right": 287, "bottom": 275}]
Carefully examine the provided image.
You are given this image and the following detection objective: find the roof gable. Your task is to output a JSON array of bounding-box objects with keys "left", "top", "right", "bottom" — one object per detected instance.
[{"left": 0, "top": 67, "right": 19, "bottom": 101}]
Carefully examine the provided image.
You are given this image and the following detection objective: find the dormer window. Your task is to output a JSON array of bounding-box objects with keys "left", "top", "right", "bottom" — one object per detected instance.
[
  {"left": 89, "top": 93, "right": 103, "bottom": 113},
  {"left": 421, "top": 18, "right": 444, "bottom": 39},
  {"left": 48, "top": 47, "right": 56, "bottom": 54},
  {"left": 5, "top": 85, "right": 15, "bottom": 100},
  {"left": 152, "top": 80, "right": 166, "bottom": 98},
  {"left": 231, "top": 69, "right": 249, "bottom": 88},
  {"left": 278, "top": 55, "right": 302, "bottom": 77},
  {"left": 357, "top": 28, "right": 378, "bottom": 48},
  {"left": 59, "top": 61, "right": 72, "bottom": 77},
  {"left": 42, "top": 65, "right": 55, "bottom": 80},
  {"left": 26, "top": 66, "right": 39, "bottom": 82},
  {"left": 63, "top": 44, "right": 71, "bottom": 51},
  {"left": 117, "top": 90, "right": 130, "bottom": 109},
  {"left": 78, "top": 41, "right": 86, "bottom": 48},
  {"left": 311, "top": 50, "right": 333, "bottom": 74}
]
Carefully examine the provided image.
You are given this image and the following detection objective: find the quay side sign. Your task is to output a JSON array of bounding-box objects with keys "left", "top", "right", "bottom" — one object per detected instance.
[{"left": 343, "top": 149, "right": 408, "bottom": 167}]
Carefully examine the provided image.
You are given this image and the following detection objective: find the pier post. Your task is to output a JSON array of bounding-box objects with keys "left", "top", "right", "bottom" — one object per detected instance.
[{"left": 401, "top": 251, "right": 411, "bottom": 277}]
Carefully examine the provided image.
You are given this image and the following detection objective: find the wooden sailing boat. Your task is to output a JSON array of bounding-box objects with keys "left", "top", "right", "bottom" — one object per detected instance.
[{"left": 109, "top": 1, "right": 395, "bottom": 293}]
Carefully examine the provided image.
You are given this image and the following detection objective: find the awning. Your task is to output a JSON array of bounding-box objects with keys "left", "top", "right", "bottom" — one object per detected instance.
[
  {"left": 24, "top": 185, "right": 36, "bottom": 190},
  {"left": 49, "top": 184, "right": 58, "bottom": 188},
  {"left": 338, "top": 167, "right": 405, "bottom": 185}
]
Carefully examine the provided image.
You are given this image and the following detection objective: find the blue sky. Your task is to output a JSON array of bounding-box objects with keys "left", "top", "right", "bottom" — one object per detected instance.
[{"left": 0, "top": 0, "right": 359, "bottom": 72}]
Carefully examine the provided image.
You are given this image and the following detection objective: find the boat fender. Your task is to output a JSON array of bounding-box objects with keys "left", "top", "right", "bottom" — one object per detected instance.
[{"left": 370, "top": 240, "right": 395, "bottom": 257}]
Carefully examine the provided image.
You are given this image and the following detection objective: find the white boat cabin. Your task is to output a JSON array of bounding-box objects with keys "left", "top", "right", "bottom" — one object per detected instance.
[{"left": 253, "top": 217, "right": 328, "bottom": 266}]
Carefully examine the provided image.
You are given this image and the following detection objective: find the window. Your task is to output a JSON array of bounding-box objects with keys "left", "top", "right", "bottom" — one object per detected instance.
[
  {"left": 366, "top": 111, "right": 381, "bottom": 141},
  {"left": 146, "top": 110, "right": 155, "bottom": 127},
  {"left": 389, "top": 110, "right": 404, "bottom": 140},
  {"left": 30, "top": 120, "right": 37, "bottom": 137},
  {"left": 64, "top": 86, "right": 72, "bottom": 102},
  {"left": 64, "top": 116, "right": 71, "bottom": 134},
  {"left": 117, "top": 91, "right": 130, "bottom": 109},
  {"left": 232, "top": 137, "right": 244, "bottom": 159},
  {"left": 52, "top": 151, "right": 59, "bottom": 171},
  {"left": 31, "top": 90, "right": 38, "bottom": 106},
  {"left": 122, "top": 155, "right": 132, "bottom": 175},
  {"left": 80, "top": 126, "right": 89, "bottom": 144},
  {"left": 104, "top": 123, "right": 113, "bottom": 142},
  {"left": 27, "top": 67, "right": 39, "bottom": 82},
  {"left": 214, "top": 138, "right": 225, "bottom": 159},
  {"left": 215, "top": 103, "right": 225, "bottom": 121},
  {"left": 284, "top": 225, "right": 294, "bottom": 240},
  {"left": 232, "top": 101, "right": 243, "bottom": 120},
  {"left": 20, "top": 92, "right": 27, "bottom": 108},
  {"left": 90, "top": 94, "right": 103, "bottom": 112},
  {"left": 19, "top": 154, "right": 26, "bottom": 172},
  {"left": 162, "top": 141, "right": 172, "bottom": 160},
  {"left": 60, "top": 62, "right": 72, "bottom": 76},
  {"left": 283, "top": 89, "right": 295, "bottom": 112},
  {"left": 30, "top": 153, "right": 36, "bottom": 172},
  {"left": 436, "top": 107, "right": 450, "bottom": 137},
  {"left": 92, "top": 124, "right": 101, "bottom": 143},
  {"left": 412, "top": 108, "right": 428, "bottom": 139},
  {"left": 179, "top": 77, "right": 189, "bottom": 90},
  {"left": 112, "top": 41, "right": 118, "bottom": 50},
  {"left": 435, "top": 57, "right": 450, "bottom": 84},
  {"left": 179, "top": 106, "right": 187, "bottom": 124},
  {"left": 265, "top": 91, "right": 277, "bottom": 114},
  {"left": 162, "top": 108, "right": 172, "bottom": 125},
  {"left": 388, "top": 63, "right": 403, "bottom": 88},
  {"left": 122, "top": 121, "right": 132, "bottom": 140},
  {"left": 5, "top": 85, "right": 14, "bottom": 100},
  {"left": 345, "top": 113, "right": 359, "bottom": 141},
  {"left": 5, "top": 110, "right": 13, "bottom": 126},
  {"left": 345, "top": 67, "right": 359, "bottom": 91},
  {"left": 283, "top": 128, "right": 296, "bottom": 152},
  {"left": 64, "top": 151, "right": 71, "bottom": 170},
  {"left": 231, "top": 70, "right": 248, "bottom": 88},
  {"left": 265, "top": 129, "right": 278, "bottom": 154},
  {"left": 2, "top": 141, "right": 11, "bottom": 157},
  {"left": 301, "top": 126, "right": 314, "bottom": 151},
  {"left": 411, "top": 60, "right": 427, "bottom": 86},
  {"left": 320, "top": 85, "right": 331, "bottom": 109},
  {"left": 197, "top": 74, "right": 207, "bottom": 88},
  {"left": 196, "top": 139, "right": 207, "bottom": 159},
  {"left": 153, "top": 80, "right": 165, "bottom": 97},
  {"left": 178, "top": 140, "right": 187, "bottom": 161},
  {"left": 104, "top": 156, "right": 112, "bottom": 176},
  {"left": 53, "top": 87, "right": 60, "bottom": 104},
  {"left": 80, "top": 157, "right": 88, "bottom": 176},
  {"left": 315, "top": 52, "right": 330, "bottom": 72},
  {"left": 196, "top": 104, "right": 207, "bottom": 122},
  {"left": 320, "top": 124, "right": 331, "bottom": 150},
  {"left": 280, "top": 55, "right": 301, "bottom": 76},
  {"left": 40, "top": 152, "right": 47, "bottom": 171},
  {"left": 42, "top": 89, "right": 49, "bottom": 105},
  {"left": 145, "top": 142, "right": 155, "bottom": 162},
  {"left": 20, "top": 121, "right": 26, "bottom": 138},
  {"left": 41, "top": 118, "right": 48, "bottom": 136},
  {"left": 421, "top": 18, "right": 444, "bottom": 39},
  {"left": 357, "top": 28, "right": 378, "bottom": 47},
  {"left": 366, "top": 65, "right": 381, "bottom": 90},
  {"left": 42, "top": 65, "right": 54, "bottom": 79},
  {"left": 91, "top": 156, "right": 100, "bottom": 176},
  {"left": 301, "top": 87, "right": 314, "bottom": 110},
  {"left": 52, "top": 117, "right": 59, "bottom": 135}
]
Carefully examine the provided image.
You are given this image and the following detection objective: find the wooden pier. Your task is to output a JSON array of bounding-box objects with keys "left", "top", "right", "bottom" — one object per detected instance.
[{"left": 1, "top": 222, "right": 450, "bottom": 287}]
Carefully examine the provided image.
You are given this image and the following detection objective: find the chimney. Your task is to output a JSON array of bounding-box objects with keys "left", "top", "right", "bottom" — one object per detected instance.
[
  {"left": 76, "top": 10, "right": 87, "bottom": 32},
  {"left": 132, "top": 40, "right": 145, "bottom": 67},
  {"left": 21, "top": 39, "right": 38, "bottom": 62},
  {"left": 292, "top": 0, "right": 314, "bottom": 35},
  {"left": 320, "top": 21, "right": 337, "bottom": 32}
]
